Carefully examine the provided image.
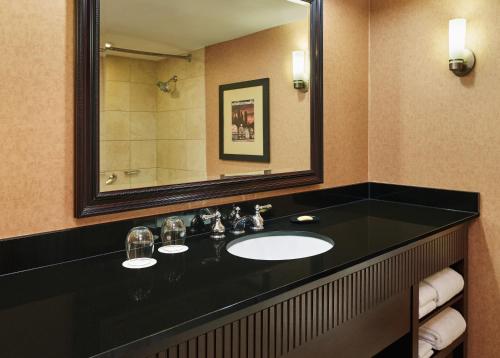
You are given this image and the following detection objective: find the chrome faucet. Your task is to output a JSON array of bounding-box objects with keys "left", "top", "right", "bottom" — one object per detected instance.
[
  {"left": 228, "top": 205, "right": 242, "bottom": 222},
  {"left": 228, "top": 206, "right": 245, "bottom": 235},
  {"left": 202, "top": 209, "right": 225, "bottom": 239},
  {"left": 231, "top": 216, "right": 253, "bottom": 235},
  {"left": 231, "top": 204, "right": 272, "bottom": 234},
  {"left": 251, "top": 204, "right": 272, "bottom": 231},
  {"left": 190, "top": 208, "right": 212, "bottom": 233}
]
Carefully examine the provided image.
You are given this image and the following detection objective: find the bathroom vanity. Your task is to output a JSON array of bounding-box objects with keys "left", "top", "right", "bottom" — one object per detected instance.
[
  {"left": 0, "top": 0, "right": 484, "bottom": 356},
  {"left": 0, "top": 183, "right": 478, "bottom": 358}
]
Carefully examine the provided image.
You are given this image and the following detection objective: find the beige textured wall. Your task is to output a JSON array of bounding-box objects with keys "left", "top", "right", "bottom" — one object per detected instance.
[
  {"left": 205, "top": 20, "right": 311, "bottom": 177},
  {"left": 369, "top": 0, "right": 500, "bottom": 356},
  {"left": 0, "top": 0, "right": 368, "bottom": 239}
]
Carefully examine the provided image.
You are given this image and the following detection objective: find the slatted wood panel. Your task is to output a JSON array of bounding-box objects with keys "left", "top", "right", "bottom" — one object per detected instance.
[{"left": 148, "top": 225, "right": 467, "bottom": 358}]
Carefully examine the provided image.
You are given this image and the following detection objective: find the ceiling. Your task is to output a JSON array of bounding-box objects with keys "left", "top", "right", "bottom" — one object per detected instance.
[{"left": 101, "top": 0, "right": 309, "bottom": 54}]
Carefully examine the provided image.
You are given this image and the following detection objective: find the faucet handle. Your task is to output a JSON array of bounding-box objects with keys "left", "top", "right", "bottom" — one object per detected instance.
[
  {"left": 255, "top": 204, "right": 272, "bottom": 213},
  {"left": 250, "top": 204, "right": 272, "bottom": 231},
  {"left": 201, "top": 210, "right": 218, "bottom": 221},
  {"left": 202, "top": 209, "right": 225, "bottom": 239},
  {"left": 229, "top": 205, "right": 242, "bottom": 221}
]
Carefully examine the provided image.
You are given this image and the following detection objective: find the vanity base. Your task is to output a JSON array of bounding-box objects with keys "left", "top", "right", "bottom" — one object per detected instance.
[
  {"left": 126, "top": 224, "right": 468, "bottom": 358},
  {"left": 285, "top": 289, "right": 410, "bottom": 358}
]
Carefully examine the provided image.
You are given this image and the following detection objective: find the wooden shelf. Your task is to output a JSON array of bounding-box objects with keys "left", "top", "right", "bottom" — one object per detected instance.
[
  {"left": 419, "top": 293, "right": 464, "bottom": 326},
  {"left": 432, "top": 332, "right": 466, "bottom": 358}
]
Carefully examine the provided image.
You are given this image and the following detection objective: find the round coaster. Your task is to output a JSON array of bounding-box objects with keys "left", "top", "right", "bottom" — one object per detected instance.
[
  {"left": 158, "top": 245, "right": 189, "bottom": 254},
  {"left": 122, "top": 258, "right": 157, "bottom": 269}
]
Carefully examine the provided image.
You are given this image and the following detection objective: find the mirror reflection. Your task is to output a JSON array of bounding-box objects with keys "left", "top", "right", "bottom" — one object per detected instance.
[{"left": 99, "top": 0, "right": 311, "bottom": 191}]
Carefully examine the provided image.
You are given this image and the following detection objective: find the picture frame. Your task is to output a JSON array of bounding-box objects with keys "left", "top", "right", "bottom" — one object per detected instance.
[{"left": 219, "top": 78, "right": 270, "bottom": 162}]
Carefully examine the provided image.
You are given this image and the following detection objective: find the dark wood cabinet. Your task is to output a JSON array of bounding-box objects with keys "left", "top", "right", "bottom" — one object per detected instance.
[{"left": 125, "top": 224, "right": 469, "bottom": 358}]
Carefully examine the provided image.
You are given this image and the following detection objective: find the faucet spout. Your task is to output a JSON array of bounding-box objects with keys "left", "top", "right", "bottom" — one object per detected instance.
[{"left": 231, "top": 216, "right": 255, "bottom": 235}]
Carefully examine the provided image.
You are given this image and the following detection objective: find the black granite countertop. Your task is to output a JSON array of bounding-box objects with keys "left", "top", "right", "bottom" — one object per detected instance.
[{"left": 0, "top": 198, "right": 478, "bottom": 358}]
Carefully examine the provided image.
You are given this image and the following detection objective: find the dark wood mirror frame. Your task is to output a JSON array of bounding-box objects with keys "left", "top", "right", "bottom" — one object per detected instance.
[{"left": 75, "top": 0, "right": 323, "bottom": 218}]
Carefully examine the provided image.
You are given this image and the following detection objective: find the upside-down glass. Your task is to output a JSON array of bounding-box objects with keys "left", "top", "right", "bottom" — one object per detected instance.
[
  {"left": 126, "top": 226, "right": 155, "bottom": 260},
  {"left": 161, "top": 217, "right": 186, "bottom": 247}
]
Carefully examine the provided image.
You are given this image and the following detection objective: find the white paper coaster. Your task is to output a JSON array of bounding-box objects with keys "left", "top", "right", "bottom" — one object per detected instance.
[
  {"left": 122, "top": 258, "right": 157, "bottom": 269},
  {"left": 158, "top": 245, "right": 189, "bottom": 254}
]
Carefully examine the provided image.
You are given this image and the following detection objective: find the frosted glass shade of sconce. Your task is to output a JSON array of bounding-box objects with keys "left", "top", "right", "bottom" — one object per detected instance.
[
  {"left": 449, "top": 18, "right": 467, "bottom": 60},
  {"left": 292, "top": 50, "right": 306, "bottom": 82},
  {"left": 292, "top": 50, "right": 308, "bottom": 90}
]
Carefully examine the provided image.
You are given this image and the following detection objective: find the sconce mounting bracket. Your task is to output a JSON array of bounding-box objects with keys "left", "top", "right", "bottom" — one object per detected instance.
[
  {"left": 293, "top": 80, "right": 308, "bottom": 91},
  {"left": 449, "top": 49, "right": 476, "bottom": 77}
]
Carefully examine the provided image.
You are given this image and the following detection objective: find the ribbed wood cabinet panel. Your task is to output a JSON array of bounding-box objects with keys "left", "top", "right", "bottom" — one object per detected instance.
[{"left": 148, "top": 225, "right": 467, "bottom": 358}]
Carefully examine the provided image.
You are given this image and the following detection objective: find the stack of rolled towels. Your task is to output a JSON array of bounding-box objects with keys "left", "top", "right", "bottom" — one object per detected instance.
[
  {"left": 418, "top": 340, "right": 434, "bottom": 358},
  {"left": 417, "top": 268, "right": 466, "bottom": 357},
  {"left": 419, "top": 281, "right": 438, "bottom": 318},
  {"left": 418, "top": 267, "right": 465, "bottom": 318}
]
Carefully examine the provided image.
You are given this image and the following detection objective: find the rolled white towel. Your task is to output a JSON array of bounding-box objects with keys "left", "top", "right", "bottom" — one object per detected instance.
[
  {"left": 423, "top": 268, "right": 464, "bottom": 306},
  {"left": 418, "top": 340, "right": 433, "bottom": 358},
  {"left": 419, "top": 300, "right": 437, "bottom": 319},
  {"left": 419, "top": 307, "right": 466, "bottom": 350},
  {"left": 419, "top": 282, "right": 438, "bottom": 307},
  {"left": 421, "top": 350, "right": 434, "bottom": 358}
]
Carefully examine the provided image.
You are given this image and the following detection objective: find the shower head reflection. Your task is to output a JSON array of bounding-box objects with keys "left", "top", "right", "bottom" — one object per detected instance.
[{"left": 157, "top": 75, "right": 178, "bottom": 93}]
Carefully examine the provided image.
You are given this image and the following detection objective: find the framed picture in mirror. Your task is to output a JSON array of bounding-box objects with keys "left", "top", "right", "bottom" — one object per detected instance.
[{"left": 219, "top": 79, "right": 270, "bottom": 162}]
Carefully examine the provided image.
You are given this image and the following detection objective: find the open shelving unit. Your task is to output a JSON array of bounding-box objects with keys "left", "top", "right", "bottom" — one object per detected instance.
[
  {"left": 374, "top": 257, "right": 468, "bottom": 358},
  {"left": 419, "top": 293, "right": 464, "bottom": 326},
  {"left": 411, "top": 258, "right": 468, "bottom": 358}
]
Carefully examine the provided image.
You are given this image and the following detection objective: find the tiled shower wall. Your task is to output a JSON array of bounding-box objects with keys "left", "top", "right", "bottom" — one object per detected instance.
[
  {"left": 99, "top": 50, "right": 207, "bottom": 191},
  {"left": 157, "top": 49, "right": 207, "bottom": 185},
  {"left": 100, "top": 55, "right": 158, "bottom": 191}
]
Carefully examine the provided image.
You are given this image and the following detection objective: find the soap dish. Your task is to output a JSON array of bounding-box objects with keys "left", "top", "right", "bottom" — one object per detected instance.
[
  {"left": 290, "top": 215, "right": 319, "bottom": 224},
  {"left": 158, "top": 245, "right": 189, "bottom": 254},
  {"left": 122, "top": 258, "right": 157, "bottom": 269}
]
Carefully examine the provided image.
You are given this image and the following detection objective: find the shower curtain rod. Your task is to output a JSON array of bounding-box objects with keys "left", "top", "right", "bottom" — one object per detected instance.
[{"left": 102, "top": 45, "right": 192, "bottom": 61}]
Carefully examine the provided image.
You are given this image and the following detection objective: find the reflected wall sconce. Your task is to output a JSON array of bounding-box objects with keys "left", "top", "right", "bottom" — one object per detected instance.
[
  {"left": 449, "top": 18, "right": 476, "bottom": 77},
  {"left": 292, "top": 50, "right": 308, "bottom": 91}
]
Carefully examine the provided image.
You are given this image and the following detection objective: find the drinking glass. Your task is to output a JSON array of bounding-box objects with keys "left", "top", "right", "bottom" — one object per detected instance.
[
  {"left": 161, "top": 217, "right": 186, "bottom": 247},
  {"left": 126, "top": 226, "right": 154, "bottom": 260}
]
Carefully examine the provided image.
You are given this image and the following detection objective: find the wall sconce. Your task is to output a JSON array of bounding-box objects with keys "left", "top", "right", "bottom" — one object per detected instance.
[
  {"left": 292, "top": 50, "right": 308, "bottom": 91},
  {"left": 449, "top": 18, "right": 476, "bottom": 77}
]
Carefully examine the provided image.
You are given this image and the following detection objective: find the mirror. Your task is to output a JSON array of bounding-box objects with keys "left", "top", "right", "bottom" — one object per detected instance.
[{"left": 75, "top": 0, "right": 323, "bottom": 217}]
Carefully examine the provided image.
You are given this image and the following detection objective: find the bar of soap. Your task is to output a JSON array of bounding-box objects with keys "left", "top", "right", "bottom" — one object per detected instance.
[{"left": 297, "top": 215, "right": 314, "bottom": 222}]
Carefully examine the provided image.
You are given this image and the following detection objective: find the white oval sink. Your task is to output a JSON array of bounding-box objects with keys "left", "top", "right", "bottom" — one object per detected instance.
[{"left": 226, "top": 231, "right": 334, "bottom": 261}]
